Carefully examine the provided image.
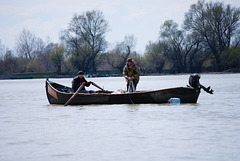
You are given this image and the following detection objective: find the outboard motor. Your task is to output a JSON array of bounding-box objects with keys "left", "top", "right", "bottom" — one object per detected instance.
[
  {"left": 189, "top": 73, "right": 201, "bottom": 88},
  {"left": 189, "top": 74, "right": 214, "bottom": 94}
]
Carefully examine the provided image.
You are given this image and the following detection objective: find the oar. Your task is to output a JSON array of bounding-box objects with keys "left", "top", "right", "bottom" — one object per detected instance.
[
  {"left": 91, "top": 81, "right": 105, "bottom": 91},
  {"left": 64, "top": 83, "right": 85, "bottom": 106}
]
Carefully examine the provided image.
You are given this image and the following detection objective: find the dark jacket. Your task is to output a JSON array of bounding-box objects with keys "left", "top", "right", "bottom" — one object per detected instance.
[
  {"left": 123, "top": 61, "right": 140, "bottom": 83},
  {"left": 72, "top": 76, "right": 90, "bottom": 92}
]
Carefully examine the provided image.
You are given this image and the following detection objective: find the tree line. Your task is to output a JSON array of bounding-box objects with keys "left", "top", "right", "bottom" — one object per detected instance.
[{"left": 1, "top": 0, "right": 240, "bottom": 76}]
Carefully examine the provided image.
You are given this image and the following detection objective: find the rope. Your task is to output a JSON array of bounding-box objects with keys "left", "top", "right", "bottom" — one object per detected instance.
[
  {"left": 128, "top": 81, "right": 135, "bottom": 104},
  {"left": 128, "top": 93, "right": 134, "bottom": 104}
]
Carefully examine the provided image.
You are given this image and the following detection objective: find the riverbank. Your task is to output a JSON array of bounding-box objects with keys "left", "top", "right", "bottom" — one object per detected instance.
[{"left": 1, "top": 68, "right": 239, "bottom": 80}]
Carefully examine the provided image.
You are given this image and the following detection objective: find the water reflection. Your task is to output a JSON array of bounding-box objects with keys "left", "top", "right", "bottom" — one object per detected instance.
[{"left": 126, "top": 104, "right": 140, "bottom": 112}]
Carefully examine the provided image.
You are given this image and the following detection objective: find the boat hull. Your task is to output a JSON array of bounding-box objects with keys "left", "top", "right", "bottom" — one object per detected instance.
[{"left": 46, "top": 79, "right": 200, "bottom": 105}]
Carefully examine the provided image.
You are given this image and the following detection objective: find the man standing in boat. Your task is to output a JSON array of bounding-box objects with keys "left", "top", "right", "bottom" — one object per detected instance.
[
  {"left": 72, "top": 71, "right": 91, "bottom": 92},
  {"left": 123, "top": 58, "right": 140, "bottom": 92}
]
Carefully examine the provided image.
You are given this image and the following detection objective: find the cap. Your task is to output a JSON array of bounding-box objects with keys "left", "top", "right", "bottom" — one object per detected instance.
[
  {"left": 127, "top": 58, "right": 133, "bottom": 62},
  {"left": 78, "top": 71, "right": 84, "bottom": 75}
]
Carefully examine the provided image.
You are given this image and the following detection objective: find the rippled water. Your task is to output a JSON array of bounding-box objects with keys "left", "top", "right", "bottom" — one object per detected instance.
[{"left": 0, "top": 74, "right": 240, "bottom": 161}]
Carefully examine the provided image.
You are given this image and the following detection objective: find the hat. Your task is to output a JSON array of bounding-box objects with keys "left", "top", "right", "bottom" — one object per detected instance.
[
  {"left": 127, "top": 58, "right": 133, "bottom": 62},
  {"left": 78, "top": 71, "right": 84, "bottom": 75}
]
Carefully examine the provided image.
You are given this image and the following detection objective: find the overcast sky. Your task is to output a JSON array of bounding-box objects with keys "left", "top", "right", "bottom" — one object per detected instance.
[{"left": 0, "top": 0, "right": 239, "bottom": 54}]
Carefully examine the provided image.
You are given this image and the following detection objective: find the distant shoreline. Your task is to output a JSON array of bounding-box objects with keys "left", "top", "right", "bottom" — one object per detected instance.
[{"left": 1, "top": 69, "right": 239, "bottom": 80}]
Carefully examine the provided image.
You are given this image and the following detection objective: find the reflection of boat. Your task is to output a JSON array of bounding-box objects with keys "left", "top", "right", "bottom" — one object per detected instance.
[{"left": 45, "top": 76, "right": 204, "bottom": 105}]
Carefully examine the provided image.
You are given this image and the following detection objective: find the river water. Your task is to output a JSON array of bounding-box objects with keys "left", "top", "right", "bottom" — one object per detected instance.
[{"left": 0, "top": 74, "right": 240, "bottom": 161}]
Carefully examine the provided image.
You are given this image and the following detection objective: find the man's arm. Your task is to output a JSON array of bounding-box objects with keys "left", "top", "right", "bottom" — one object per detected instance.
[
  {"left": 82, "top": 77, "right": 91, "bottom": 87},
  {"left": 123, "top": 65, "right": 129, "bottom": 80},
  {"left": 133, "top": 66, "right": 140, "bottom": 79}
]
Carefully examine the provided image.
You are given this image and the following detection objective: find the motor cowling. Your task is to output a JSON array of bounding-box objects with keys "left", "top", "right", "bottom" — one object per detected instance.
[{"left": 189, "top": 73, "right": 201, "bottom": 88}]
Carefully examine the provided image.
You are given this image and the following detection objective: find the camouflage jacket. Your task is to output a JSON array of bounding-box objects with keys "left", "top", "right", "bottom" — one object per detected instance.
[{"left": 123, "top": 62, "right": 140, "bottom": 83}]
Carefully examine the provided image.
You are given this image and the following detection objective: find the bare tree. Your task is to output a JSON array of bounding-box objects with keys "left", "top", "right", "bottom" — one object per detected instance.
[
  {"left": 61, "top": 10, "right": 109, "bottom": 72},
  {"left": 184, "top": 32, "right": 211, "bottom": 72},
  {"left": 42, "top": 43, "right": 55, "bottom": 72},
  {"left": 107, "top": 35, "right": 137, "bottom": 73},
  {"left": 184, "top": 0, "right": 240, "bottom": 71},
  {"left": 15, "top": 29, "right": 58, "bottom": 73},
  {"left": 16, "top": 29, "right": 37, "bottom": 60}
]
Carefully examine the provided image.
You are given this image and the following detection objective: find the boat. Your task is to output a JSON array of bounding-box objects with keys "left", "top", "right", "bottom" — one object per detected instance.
[{"left": 45, "top": 74, "right": 213, "bottom": 105}]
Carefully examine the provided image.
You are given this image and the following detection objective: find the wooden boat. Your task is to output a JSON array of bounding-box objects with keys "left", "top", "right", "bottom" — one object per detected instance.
[{"left": 45, "top": 78, "right": 201, "bottom": 105}]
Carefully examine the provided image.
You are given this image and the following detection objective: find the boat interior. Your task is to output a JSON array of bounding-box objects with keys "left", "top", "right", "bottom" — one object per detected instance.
[{"left": 48, "top": 80, "right": 113, "bottom": 94}]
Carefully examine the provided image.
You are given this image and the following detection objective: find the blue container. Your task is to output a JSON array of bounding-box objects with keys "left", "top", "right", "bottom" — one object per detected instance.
[{"left": 168, "top": 98, "right": 181, "bottom": 104}]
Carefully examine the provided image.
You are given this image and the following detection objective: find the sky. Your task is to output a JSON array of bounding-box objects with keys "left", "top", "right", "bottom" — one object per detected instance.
[{"left": 0, "top": 0, "right": 239, "bottom": 54}]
